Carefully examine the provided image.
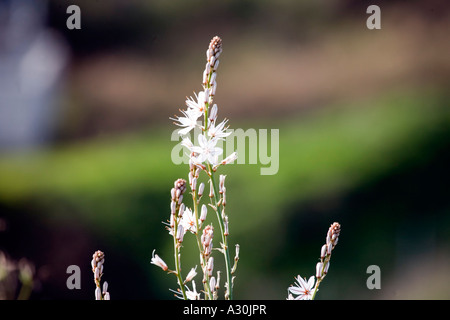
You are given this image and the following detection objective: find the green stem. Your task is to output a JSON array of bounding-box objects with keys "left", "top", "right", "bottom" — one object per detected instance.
[
  {"left": 173, "top": 215, "right": 187, "bottom": 300},
  {"left": 192, "top": 190, "right": 213, "bottom": 300},
  {"left": 208, "top": 167, "right": 233, "bottom": 300},
  {"left": 311, "top": 257, "right": 330, "bottom": 300},
  {"left": 17, "top": 282, "right": 33, "bottom": 300}
]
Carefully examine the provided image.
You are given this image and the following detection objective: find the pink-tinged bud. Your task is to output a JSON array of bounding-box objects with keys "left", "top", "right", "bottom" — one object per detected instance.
[
  {"left": 151, "top": 250, "right": 168, "bottom": 271},
  {"left": 203, "top": 69, "right": 208, "bottom": 86},
  {"left": 219, "top": 175, "right": 226, "bottom": 194},
  {"left": 209, "top": 72, "right": 217, "bottom": 87},
  {"left": 178, "top": 195, "right": 183, "bottom": 205},
  {"left": 177, "top": 224, "right": 185, "bottom": 243},
  {"left": 316, "top": 262, "right": 323, "bottom": 279},
  {"left": 209, "top": 180, "right": 214, "bottom": 198},
  {"left": 198, "top": 183, "right": 205, "bottom": 198},
  {"left": 203, "top": 88, "right": 210, "bottom": 104},
  {"left": 191, "top": 177, "right": 197, "bottom": 191},
  {"left": 207, "top": 48, "right": 214, "bottom": 61},
  {"left": 209, "top": 104, "right": 218, "bottom": 123},
  {"left": 213, "top": 59, "right": 220, "bottom": 71},
  {"left": 221, "top": 152, "right": 238, "bottom": 165},
  {"left": 209, "top": 276, "right": 216, "bottom": 292},
  {"left": 324, "top": 261, "right": 330, "bottom": 274},
  {"left": 211, "top": 81, "right": 217, "bottom": 96},
  {"left": 209, "top": 56, "right": 216, "bottom": 69},
  {"left": 205, "top": 62, "right": 211, "bottom": 76},
  {"left": 94, "top": 267, "right": 100, "bottom": 281},
  {"left": 320, "top": 244, "right": 327, "bottom": 259},
  {"left": 222, "top": 187, "right": 227, "bottom": 206},
  {"left": 207, "top": 257, "right": 214, "bottom": 276},
  {"left": 185, "top": 266, "right": 197, "bottom": 282},
  {"left": 95, "top": 287, "right": 102, "bottom": 300},
  {"left": 327, "top": 243, "right": 332, "bottom": 255},
  {"left": 223, "top": 215, "right": 229, "bottom": 236},
  {"left": 178, "top": 203, "right": 185, "bottom": 218},
  {"left": 170, "top": 201, "right": 177, "bottom": 215},
  {"left": 200, "top": 204, "right": 207, "bottom": 222}
]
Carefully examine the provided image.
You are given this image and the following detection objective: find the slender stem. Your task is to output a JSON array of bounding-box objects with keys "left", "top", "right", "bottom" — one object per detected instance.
[
  {"left": 173, "top": 216, "right": 187, "bottom": 300},
  {"left": 192, "top": 190, "right": 213, "bottom": 300},
  {"left": 311, "top": 257, "right": 330, "bottom": 300},
  {"left": 208, "top": 167, "right": 233, "bottom": 300},
  {"left": 17, "top": 282, "right": 33, "bottom": 300},
  {"left": 202, "top": 60, "right": 233, "bottom": 299}
]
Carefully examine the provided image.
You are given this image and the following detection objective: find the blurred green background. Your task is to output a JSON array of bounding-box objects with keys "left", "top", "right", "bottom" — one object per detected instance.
[{"left": 0, "top": 0, "right": 449, "bottom": 299}]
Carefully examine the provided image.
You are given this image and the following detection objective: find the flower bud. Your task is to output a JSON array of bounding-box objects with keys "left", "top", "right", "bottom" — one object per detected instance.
[
  {"left": 316, "top": 262, "right": 323, "bottom": 279},
  {"left": 198, "top": 182, "right": 205, "bottom": 198},
  {"left": 95, "top": 287, "right": 102, "bottom": 300},
  {"left": 185, "top": 266, "right": 197, "bottom": 282},
  {"left": 207, "top": 257, "right": 214, "bottom": 276},
  {"left": 151, "top": 250, "right": 168, "bottom": 271},
  {"left": 320, "top": 244, "right": 327, "bottom": 259},
  {"left": 200, "top": 204, "right": 207, "bottom": 222}
]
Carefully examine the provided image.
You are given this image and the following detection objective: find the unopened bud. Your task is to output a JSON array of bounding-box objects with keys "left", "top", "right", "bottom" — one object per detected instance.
[
  {"left": 95, "top": 287, "right": 102, "bottom": 300},
  {"left": 198, "top": 183, "right": 205, "bottom": 198},
  {"left": 200, "top": 204, "right": 207, "bottom": 222},
  {"left": 178, "top": 203, "right": 185, "bottom": 218},
  {"left": 316, "top": 262, "right": 323, "bottom": 279},
  {"left": 207, "top": 257, "right": 214, "bottom": 276},
  {"left": 321, "top": 244, "right": 327, "bottom": 259}
]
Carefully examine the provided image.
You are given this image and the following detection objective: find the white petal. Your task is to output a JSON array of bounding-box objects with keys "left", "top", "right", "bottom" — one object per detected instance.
[{"left": 307, "top": 276, "right": 315, "bottom": 289}]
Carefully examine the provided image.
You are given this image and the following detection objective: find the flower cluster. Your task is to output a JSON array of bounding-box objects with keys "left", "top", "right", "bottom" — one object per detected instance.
[
  {"left": 91, "top": 250, "right": 110, "bottom": 300},
  {"left": 172, "top": 36, "right": 237, "bottom": 169},
  {"left": 287, "top": 222, "right": 341, "bottom": 300},
  {"left": 152, "top": 36, "right": 239, "bottom": 300}
]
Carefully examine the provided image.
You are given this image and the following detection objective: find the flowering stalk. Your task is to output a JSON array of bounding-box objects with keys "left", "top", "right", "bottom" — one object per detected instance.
[
  {"left": 171, "top": 179, "right": 188, "bottom": 299},
  {"left": 311, "top": 222, "right": 341, "bottom": 299},
  {"left": 91, "top": 250, "right": 111, "bottom": 300},
  {"left": 189, "top": 162, "right": 213, "bottom": 299},
  {"left": 287, "top": 222, "right": 341, "bottom": 300},
  {"left": 154, "top": 36, "right": 238, "bottom": 300}
]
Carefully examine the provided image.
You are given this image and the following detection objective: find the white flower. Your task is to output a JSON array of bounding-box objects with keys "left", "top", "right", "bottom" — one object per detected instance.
[
  {"left": 185, "top": 281, "right": 201, "bottom": 300},
  {"left": 208, "top": 119, "right": 231, "bottom": 140},
  {"left": 191, "top": 134, "right": 223, "bottom": 165},
  {"left": 185, "top": 91, "right": 207, "bottom": 114},
  {"left": 151, "top": 250, "right": 168, "bottom": 271},
  {"left": 185, "top": 266, "right": 197, "bottom": 283},
  {"left": 288, "top": 275, "right": 315, "bottom": 300},
  {"left": 171, "top": 108, "right": 202, "bottom": 136},
  {"left": 180, "top": 207, "right": 197, "bottom": 234},
  {"left": 181, "top": 136, "right": 194, "bottom": 149}
]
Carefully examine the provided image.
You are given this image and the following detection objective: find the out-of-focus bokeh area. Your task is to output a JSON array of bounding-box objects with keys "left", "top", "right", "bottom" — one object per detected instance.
[{"left": 1, "top": 0, "right": 449, "bottom": 299}]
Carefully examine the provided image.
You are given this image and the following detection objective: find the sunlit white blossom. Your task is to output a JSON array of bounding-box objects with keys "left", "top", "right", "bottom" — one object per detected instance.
[
  {"left": 185, "top": 91, "right": 207, "bottom": 114},
  {"left": 171, "top": 108, "right": 202, "bottom": 136},
  {"left": 288, "top": 275, "right": 315, "bottom": 300},
  {"left": 208, "top": 119, "right": 231, "bottom": 140},
  {"left": 191, "top": 134, "right": 223, "bottom": 165}
]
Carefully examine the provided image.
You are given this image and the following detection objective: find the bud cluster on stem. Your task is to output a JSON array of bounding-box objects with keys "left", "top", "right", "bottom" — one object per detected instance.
[
  {"left": 91, "top": 250, "right": 110, "bottom": 300},
  {"left": 311, "top": 222, "right": 341, "bottom": 299}
]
